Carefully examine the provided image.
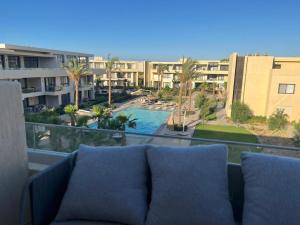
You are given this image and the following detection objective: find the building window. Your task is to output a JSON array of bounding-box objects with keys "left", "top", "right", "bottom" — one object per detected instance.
[
  {"left": 220, "top": 65, "right": 229, "bottom": 71},
  {"left": 273, "top": 63, "right": 281, "bottom": 69},
  {"left": 0, "top": 55, "right": 4, "bottom": 69},
  {"left": 66, "top": 55, "right": 77, "bottom": 62},
  {"left": 60, "top": 76, "right": 69, "bottom": 86},
  {"left": 56, "top": 54, "right": 65, "bottom": 64},
  {"left": 24, "top": 57, "right": 39, "bottom": 68},
  {"left": 28, "top": 97, "right": 39, "bottom": 106},
  {"left": 278, "top": 84, "right": 295, "bottom": 94},
  {"left": 8, "top": 55, "right": 20, "bottom": 69},
  {"left": 173, "top": 64, "right": 182, "bottom": 71},
  {"left": 45, "top": 77, "right": 56, "bottom": 91}
]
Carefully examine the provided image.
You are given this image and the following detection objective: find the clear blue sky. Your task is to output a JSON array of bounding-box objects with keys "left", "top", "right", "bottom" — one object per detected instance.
[{"left": 1, "top": 0, "right": 300, "bottom": 60}]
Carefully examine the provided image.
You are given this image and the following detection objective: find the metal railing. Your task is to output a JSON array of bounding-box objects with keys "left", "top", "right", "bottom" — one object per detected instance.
[
  {"left": 25, "top": 122, "right": 300, "bottom": 164},
  {"left": 22, "top": 87, "right": 42, "bottom": 93}
]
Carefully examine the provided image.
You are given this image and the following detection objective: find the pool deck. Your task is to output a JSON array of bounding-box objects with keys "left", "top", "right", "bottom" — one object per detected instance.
[{"left": 80, "top": 96, "right": 199, "bottom": 147}]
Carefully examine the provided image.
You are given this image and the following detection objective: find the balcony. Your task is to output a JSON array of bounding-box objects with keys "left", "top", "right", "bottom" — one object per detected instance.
[
  {"left": 0, "top": 67, "right": 67, "bottom": 79},
  {"left": 79, "top": 82, "right": 93, "bottom": 89},
  {"left": 22, "top": 87, "right": 42, "bottom": 93},
  {"left": 45, "top": 85, "right": 63, "bottom": 92},
  {"left": 26, "top": 122, "right": 300, "bottom": 168}
]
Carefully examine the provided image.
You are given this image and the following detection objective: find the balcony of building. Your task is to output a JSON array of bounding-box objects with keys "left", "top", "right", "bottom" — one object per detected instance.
[
  {"left": 79, "top": 76, "right": 94, "bottom": 90},
  {"left": 19, "top": 78, "right": 44, "bottom": 98},
  {"left": 0, "top": 55, "right": 68, "bottom": 79}
]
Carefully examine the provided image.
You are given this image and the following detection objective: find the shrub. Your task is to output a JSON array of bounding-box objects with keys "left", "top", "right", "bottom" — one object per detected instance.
[
  {"left": 247, "top": 116, "right": 267, "bottom": 124},
  {"left": 294, "top": 121, "right": 300, "bottom": 146},
  {"left": 195, "top": 94, "right": 218, "bottom": 123},
  {"left": 195, "top": 93, "right": 207, "bottom": 109},
  {"left": 206, "top": 113, "right": 217, "bottom": 121},
  {"left": 268, "top": 109, "right": 289, "bottom": 130},
  {"left": 231, "top": 101, "right": 252, "bottom": 124},
  {"left": 76, "top": 115, "right": 91, "bottom": 127},
  {"left": 25, "top": 109, "right": 62, "bottom": 124}
]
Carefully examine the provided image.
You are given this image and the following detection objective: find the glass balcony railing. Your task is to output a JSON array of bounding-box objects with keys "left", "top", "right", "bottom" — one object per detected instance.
[{"left": 25, "top": 122, "right": 300, "bottom": 164}]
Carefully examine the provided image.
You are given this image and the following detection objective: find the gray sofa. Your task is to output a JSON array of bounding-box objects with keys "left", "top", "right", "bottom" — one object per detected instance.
[
  {"left": 27, "top": 145, "right": 244, "bottom": 225},
  {"left": 25, "top": 144, "right": 300, "bottom": 225}
]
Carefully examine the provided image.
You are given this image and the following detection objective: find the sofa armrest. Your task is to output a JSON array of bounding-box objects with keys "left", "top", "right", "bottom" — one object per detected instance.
[{"left": 29, "top": 154, "right": 75, "bottom": 225}]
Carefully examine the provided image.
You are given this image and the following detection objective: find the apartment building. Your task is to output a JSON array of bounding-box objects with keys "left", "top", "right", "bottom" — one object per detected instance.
[
  {"left": 226, "top": 53, "right": 300, "bottom": 121},
  {"left": 146, "top": 60, "right": 229, "bottom": 89},
  {"left": 90, "top": 57, "right": 146, "bottom": 88},
  {"left": 90, "top": 57, "right": 229, "bottom": 89},
  {"left": 0, "top": 44, "right": 94, "bottom": 111}
]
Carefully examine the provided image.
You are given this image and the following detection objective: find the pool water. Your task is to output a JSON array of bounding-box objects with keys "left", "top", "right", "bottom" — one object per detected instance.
[{"left": 89, "top": 107, "right": 171, "bottom": 134}]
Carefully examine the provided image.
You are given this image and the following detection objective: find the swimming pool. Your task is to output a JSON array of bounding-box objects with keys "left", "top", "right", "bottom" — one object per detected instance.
[{"left": 89, "top": 107, "right": 171, "bottom": 134}]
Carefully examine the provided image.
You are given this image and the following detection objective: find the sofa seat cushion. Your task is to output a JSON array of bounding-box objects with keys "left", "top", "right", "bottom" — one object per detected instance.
[
  {"left": 51, "top": 221, "right": 125, "bottom": 225},
  {"left": 241, "top": 152, "right": 300, "bottom": 225},
  {"left": 55, "top": 145, "right": 148, "bottom": 225},
  {"left": 145, "top": 144, "right": 236, "bottom": 225}
]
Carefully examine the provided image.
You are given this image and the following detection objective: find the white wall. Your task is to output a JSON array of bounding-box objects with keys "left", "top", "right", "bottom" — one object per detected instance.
[{"left": 0, "top": 81, "right": 28, "bottom": 225}]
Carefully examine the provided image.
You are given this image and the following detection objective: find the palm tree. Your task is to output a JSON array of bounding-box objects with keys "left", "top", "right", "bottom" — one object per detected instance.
[
  {"left": 201, "top": 82, "right": 209, "bottom": 94},
  {"left": 92, "top": 105, "right": 111, "bottom": 129},
  {"left": 175, "top": 57, "right": 199, "bottom": 124},
  {"left": 182, "top": 58, "right": 199, "bottom": 111},
  {"left": 64, "top": 104, "right": 77, "bottom": 126},
  {"left": 105, "top": 55, "right": 119, "bottom": 107},
  {"left": 115, "top": 113, "right": 137, "bottom": 131},
  {"left": 157, "top": 64, "right": 169, "bottom": 90},
  {"left": 115, "top": 113, "right": 137, "bottom": 145},
  {"left": 64, "top": 59, "right": 90, "bottom": 109}
]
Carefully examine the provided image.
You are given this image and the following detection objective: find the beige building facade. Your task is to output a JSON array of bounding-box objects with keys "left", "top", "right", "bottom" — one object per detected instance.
[
  {"left": 90, "top": 57, "right": 146, "bottom": 87},
  {"left": 226, "top": 53, "right": 300, "bottom": 121},
  {"left": 0, "top": 44, "right": 94, "bottom": 111},
  {"left": 90, "top": 57, "right": 229, "bottom": 89},
  {"left": 146, "top": 60, "right": 229, "bottom": 89}
]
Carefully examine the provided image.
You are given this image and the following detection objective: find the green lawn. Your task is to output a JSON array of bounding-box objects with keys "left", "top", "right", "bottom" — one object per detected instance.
[{"left": 192, "top": 124, "right": 261, "bottom": 163}]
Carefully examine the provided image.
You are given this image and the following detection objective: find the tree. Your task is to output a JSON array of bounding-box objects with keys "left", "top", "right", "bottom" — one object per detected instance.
[
  {"left": 231, "top": 101, "right": 252, "bottom": 124},
  {"left": 201, "top": 82, "right": 209, "bottom": 94},
  {"left": 92, "top": 105, "right": 111, "bottom": 129},
  {"left": 115, "top": 113, "right": 137, "bottom": 131},
  {"left": 105, "top": 55, "right": 119, "bottom": 107},
  {"left": 64, "top": 58, "right": 90, "bottom": 109},
  {"left": 64, "top": 104, "right": 77, "bottom": 126},
  {"left": 183, "top": 58, "right": 199, "bottom": 111},
  {"left": 156, "top": 64, "right": 169, "bottom": 90},
  {"left": 195, "top": 93, "right": 207, "bottom": 109},
  {"left": 174, "top": 71, "right": 187, "bottom": 125},
  {"left": 195, "top": 94, "right": 217, "bottom": 123},
  {"left": 268, "top": 109, "right": 288, "bottom": 131},
  {"left": 174, "top": 57, "right": 199, "bottom": 124}
]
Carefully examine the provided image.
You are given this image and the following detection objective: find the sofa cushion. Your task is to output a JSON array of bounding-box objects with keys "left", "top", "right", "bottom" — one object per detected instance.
[
  {"left": 55, "top": 145, "right": 148, "bottom": 225},
  {"left": 51, "top": 221, "right": 124, "bottom": 225},
  {"left": 241, "top": 152, "right": 300, "bottom": 225},
  {"left": 145, "top": 144, "right": 235, "bottom": 225}
]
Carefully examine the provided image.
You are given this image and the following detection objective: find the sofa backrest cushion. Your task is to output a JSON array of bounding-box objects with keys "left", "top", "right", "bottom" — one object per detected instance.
[
  {"left": 145, "top": 144, "right": 236, "bottom": 225},
  {"left": 55, "top": 144, "right": 148, "bottom": 225},
  {"left": 241, "top": 152, "right": 300, "bottom": 225}
]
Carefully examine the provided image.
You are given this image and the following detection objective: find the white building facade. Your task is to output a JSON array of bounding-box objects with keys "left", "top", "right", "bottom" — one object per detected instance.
[{"left": 0, "top": 44, "right": 94, "bottom": 111}]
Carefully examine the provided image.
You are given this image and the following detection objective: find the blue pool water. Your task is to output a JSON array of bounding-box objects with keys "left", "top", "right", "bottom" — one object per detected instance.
[{"left": 89, "top": 107, "right": 171, "bottom": 134}]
